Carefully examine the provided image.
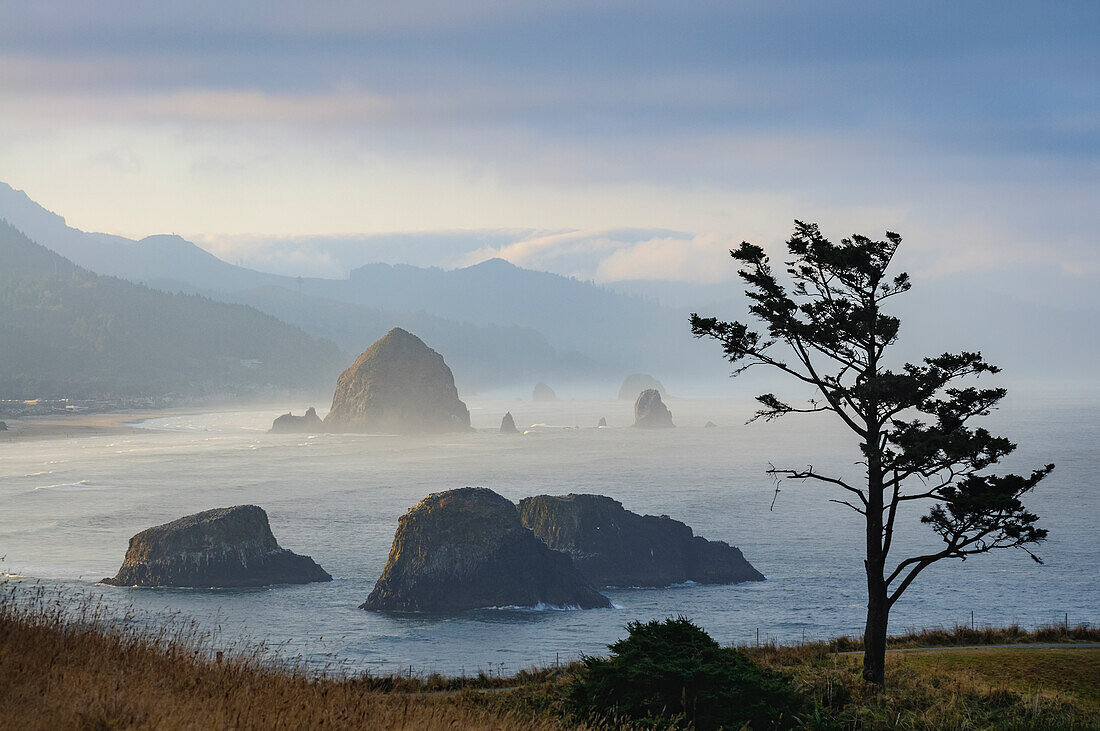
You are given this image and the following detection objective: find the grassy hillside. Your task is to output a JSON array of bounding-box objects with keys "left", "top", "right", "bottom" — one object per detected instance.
[
  {"left": 0, "top": 221, "right": 344, "bottom": 399},
  {"left": 2, "top": 583, "right": 1096, "bottom": 729}
]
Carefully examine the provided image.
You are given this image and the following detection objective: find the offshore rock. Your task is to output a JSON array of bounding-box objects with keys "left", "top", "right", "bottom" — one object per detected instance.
[
  {"left": 597, "top": 417, "right": 607, "bottom": 428},
  {"left": 704, "top": 421, "right": 718, "bottom": 428},
  {"left": 362, "top": 487, "right": 611, "bottom": 611},
  {"left": 518, "top": 493, "right": 764, "bottom": 588},
  {"left": 618, "top": 373, "right": 667, "bottom": 401},
  {"left": 102, "top": 505, "right": 331, "bottom": 588},
  {"left": 500, "top": 411, "right": 518, "bottom": 434},
  {"left": 324, "top": 328, "right": 470, "bottom": 434},
  {"left": 633, "top": 388, "right": 674, "bottom": 428},
  {"left": 532, "top": 382, "right": 557, "bottom": 402},
  {"left": 269, "top": 407, "right": 323, "bottom": 433}
]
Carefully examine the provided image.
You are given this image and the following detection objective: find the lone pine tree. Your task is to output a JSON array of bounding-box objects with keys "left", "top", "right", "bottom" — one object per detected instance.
[{"left": 691, "top": 221, "right": 1052, "bottom": 686}]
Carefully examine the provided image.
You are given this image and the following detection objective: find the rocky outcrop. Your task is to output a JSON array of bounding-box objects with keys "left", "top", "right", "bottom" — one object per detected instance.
[
  {"left": 362, "top": 487, "right": 611, "bottom": 611},
  {"left": 102, "top": 506, "right": 331, "bottom": 588},
  {"left": 518, "top": 494, "right": 764, "bottom": 588},
  {"left": 270, "top": 407, "right": 323, "bottom": 433},
  {"left": 704, "top": 421, "right": 717, "bottom": 428},
  {"left": 323, "top": 328, "right": 471, "bottom": 434},
  {"left": 633, "top": 388, "right": 674, "bottom": 428},
  {"left": 0, "top": 421, "right": 6, "bottom": 431},
  {"left": 597, "top": 417, "right": 607, "bottom": 428},
  {"left": 500, "top": 412, "right": 518, "bottom": 434},
  {"left": 532, "top": 382, "right": 556, "bottom": 402},
  {"left": 618, "top": 374, "right": 667, "bottom": 401}
]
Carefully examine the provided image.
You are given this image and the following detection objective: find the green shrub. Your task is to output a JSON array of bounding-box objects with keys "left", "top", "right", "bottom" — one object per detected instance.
[{"left": 568, "top": 617, "right": 801, "bottom": 729}]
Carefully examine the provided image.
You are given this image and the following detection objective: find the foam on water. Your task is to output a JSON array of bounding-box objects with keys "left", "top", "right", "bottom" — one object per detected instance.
[
  {"left": 486, "top": 602, "right": 588, "bottom": 611},
  {"left": 33, "top": 480, "right": 94, "bottom": 491}
]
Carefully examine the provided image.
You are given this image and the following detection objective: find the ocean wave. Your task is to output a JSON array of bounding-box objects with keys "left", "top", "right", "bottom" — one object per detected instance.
[
  {"left": 484, "top": 602, "right": 583, "bottom": 611},
  {"left": 33, "top": 480, "right": 94, "bottom": 491},
  {"left": 602, "top": 580, "right": 700, "bottom": 589}
]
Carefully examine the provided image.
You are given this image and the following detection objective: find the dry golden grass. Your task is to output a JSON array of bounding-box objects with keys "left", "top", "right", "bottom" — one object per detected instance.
[
  {"left": 3, "top": 582, "right": 1097, "bottom": 730},
  {"left": 741, "top": 637, "right": 1100, "bottom": 729},
  {"left": 0, "top": 584, "right": 575, "bottom": 730}
]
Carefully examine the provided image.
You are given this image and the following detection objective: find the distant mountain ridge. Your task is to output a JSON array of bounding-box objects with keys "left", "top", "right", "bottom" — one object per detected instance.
[
  {"left": 6, "top": 181, "right": 1087, "bottom": 391},
  {"left": 0, "top": 220, "right": 344, "bottom": 399},
  {"left": 0, "top": 183, "right": 712, "bottom": 389}
]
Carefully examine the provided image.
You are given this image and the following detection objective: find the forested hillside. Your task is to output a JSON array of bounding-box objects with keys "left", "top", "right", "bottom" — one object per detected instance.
[{"left": 0, "top": 221, "right": 343, "bottom": 399}]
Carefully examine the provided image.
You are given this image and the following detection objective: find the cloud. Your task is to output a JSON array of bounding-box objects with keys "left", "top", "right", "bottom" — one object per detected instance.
[
  {"left": 463, "top": 229, "right": 739, "bottom": 283},
  {"left": 0, "top": 1, "right": 1096, "bottom": 297},
  {"left": 593, "top": 234, "right": 736, "bottom": 283},
  {"left": 1, "top": 87, "right": 391, "bottom": 125}
]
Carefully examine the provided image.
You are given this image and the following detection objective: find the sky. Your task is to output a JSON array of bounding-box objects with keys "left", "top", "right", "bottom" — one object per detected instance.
[{"left": 1, "top": 1, "right": 1098, "bottom": 287}]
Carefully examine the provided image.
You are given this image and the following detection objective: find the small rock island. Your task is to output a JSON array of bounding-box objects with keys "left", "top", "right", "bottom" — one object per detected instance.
[
  {"left": 633, "top": 388, "right": 674, "bottom": 428},
  {"left": 500, "top": 411, "right": 518, "bottom": 434},
  {"left": 323, "top": 328, "right": 471, "bottom": 434},
  {"left": 102, "top": 505, "right": 332, "bottom": 588},
  {"left": 362, "top": 487, "right": 611, "bottom": 611},
  {"left": 618, "top": 373, "right": 667, "bottom": 401},
  {"left": 269, "top": 407, "right": 323, "bottom": 433},
  {"left": 518, "top": 494, "right": 764, "bottom": 587},
  {"left": 532, "top": 382, "right": 557, "bottom": 402}
]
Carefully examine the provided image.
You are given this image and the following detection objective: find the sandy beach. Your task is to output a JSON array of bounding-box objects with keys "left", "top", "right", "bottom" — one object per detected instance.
[{"left": 0, "top": 409, "right": 203, "bottom": 443}]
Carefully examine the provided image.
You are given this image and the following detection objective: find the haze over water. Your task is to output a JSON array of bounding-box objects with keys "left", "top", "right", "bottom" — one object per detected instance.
[{"left": 2, "top": 392, "right": 1095, "bottom": 675}]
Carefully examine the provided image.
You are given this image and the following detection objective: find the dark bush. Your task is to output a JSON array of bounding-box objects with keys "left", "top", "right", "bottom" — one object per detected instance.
[{"left": 568, "top": 617, "right": 800, "bottom": 729}]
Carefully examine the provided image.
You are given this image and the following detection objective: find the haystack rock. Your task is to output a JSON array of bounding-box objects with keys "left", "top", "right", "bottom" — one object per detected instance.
[
  {"left": 101, "top": 506, "right": 331, "bottom": 588},
  {"left": 518, "top": 494, "right": 764, "bottom": 588},
  {"left": 618, "top": 373, "right": 667, "bottom": 401},
  {"left": 633, "top": 388, "right": 674, "bottom": 428},
  {"left": 532, "top": 382, "right": 557, "bottom": 402},
  {"left": 362, "top": 487, "right": 611, "bottom": 611},
  {"left": 270, "top": 407, "right": 323, "bottom": 433},
  {"left": 500, "top": 411, "right": 518, "bottom": 434},
  {"left": 323, "top": 328, "right": 470, "bottom": 434},
  {"left": 597, "top": 417, "right": 607, "bottom": 428}
]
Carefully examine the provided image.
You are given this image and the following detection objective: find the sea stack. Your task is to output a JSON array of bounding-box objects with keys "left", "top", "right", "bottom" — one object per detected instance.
[
  {"left": 532, "top": 382, "right": 557, "bottom": 402},
  {"left": 618, "top": 373, "right": 667, "bottom": 401},
  {"left": 101, "top": 506, "right": 331, "bottom": 588},
  {"left": 518, "top": 494, "right": 764, "bottom": 588},
  {"left": 324, "top": 328, "right": 471, "bottom": 434},
  {"left": 270, "top": 407, "right": 323, "bottom": 433},
  {"left": 633, "top": 388, "right": 674, "bottom": 428},
  {"left": 704, "top": 421, "right": 718, "bottom": 428},
  {"left": 362, "top": 487, "right": 611, "bottom": 611},
  {"left": 500, "top": 411, "right": 518, "bottom": 434},
  {"left": 597, "top": 417, "right": 607, "bottom": 428}
]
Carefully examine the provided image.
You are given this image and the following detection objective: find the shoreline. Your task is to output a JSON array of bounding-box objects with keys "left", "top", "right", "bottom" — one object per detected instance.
[{"left": 0, "top": 406, "right": 244, "bottom": 443}]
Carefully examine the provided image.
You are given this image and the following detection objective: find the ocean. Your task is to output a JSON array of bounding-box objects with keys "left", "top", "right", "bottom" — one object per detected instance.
[{"left": 1, "top": 392, "right": 1096, "bottom": 675}]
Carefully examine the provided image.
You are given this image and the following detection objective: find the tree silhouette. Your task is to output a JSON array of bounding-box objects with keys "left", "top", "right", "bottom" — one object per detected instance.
[{"left": 690, "top": 221, "right": 1052, "bottom": 686}]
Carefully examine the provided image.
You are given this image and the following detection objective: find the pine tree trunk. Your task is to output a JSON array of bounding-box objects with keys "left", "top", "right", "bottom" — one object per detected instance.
[
  {"left": 863, "top": 417, "right": 889, "bottom": 686},
  {"left": 862, "top": 586, "right": 889, "bottom": 685}
]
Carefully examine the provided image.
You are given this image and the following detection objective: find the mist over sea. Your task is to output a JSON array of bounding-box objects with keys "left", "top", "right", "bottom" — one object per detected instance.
[{"left": 2, "top": 392, "right": 1096, "bottom": 675}]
